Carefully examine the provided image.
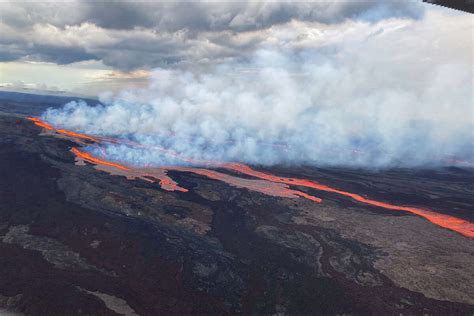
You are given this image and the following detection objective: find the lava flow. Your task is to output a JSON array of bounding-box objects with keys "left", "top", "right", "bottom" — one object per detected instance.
[
  {"left": 70, "top": 147, "right": 322, "bottom": 201},
  {"left": 29, "top": 117, "right": 474, "bottom": 238},
  {"left": 171, "top": 167, "right": 322, "bottom": 202},
  {"left": 71, "top": 147, "right": 129, "bottom": 171},
  {"left": 222, "top": 163, "right": 474, "bottom": 238},
  {"left": 71, "top": 147, "right": 187, "bottom": 192},
  {"left": 27, "top": 117, "right": 98, "bottom": 143}
]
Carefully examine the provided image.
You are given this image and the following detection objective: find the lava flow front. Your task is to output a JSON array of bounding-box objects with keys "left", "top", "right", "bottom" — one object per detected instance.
[{"left": 29, "top": 117, "right": 474, "bottom": 238}]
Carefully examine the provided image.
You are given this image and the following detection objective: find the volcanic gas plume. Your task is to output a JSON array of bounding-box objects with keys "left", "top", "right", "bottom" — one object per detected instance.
[
  {"left": 27, "top": 117, "right": 474, "bottom": 238},
  {"left": 41, "top": 42, "right": 473, "bottom": 169}
]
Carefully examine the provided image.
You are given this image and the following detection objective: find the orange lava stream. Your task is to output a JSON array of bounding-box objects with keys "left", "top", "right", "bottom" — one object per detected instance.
[
  {"left": 71, "top": 147, "right": 187, "bottom": 192},
  {"left": 56, "top": 129, "right": 98, "bottom": 142},
  {"left": 223, "top": 163, "right": 474, "bottom": 238},
  {"left": 71, "top": 147, "right": 130, "bottom": 171},
  {"left": 28, "top": 117, "right": 474, "bottom": 238},
  {"left": 154, "top": 176, "right": 189, "bottom": 192},
  {"left": 69, "top": 147, "right": 321, "bottom": 201},
  {"left": 27, "top": 117, "right": 54, "bottom": 130},
  {"left": 27, "top": 117, "right": 99, "bottom": 143},
  {"left": 172, "top": 167, "right": 322, "bottom": 202}
]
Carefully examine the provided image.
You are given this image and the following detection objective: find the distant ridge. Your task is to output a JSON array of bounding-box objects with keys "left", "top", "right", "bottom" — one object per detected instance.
[
  {"left": 0, "top": 90, "right": 100, "bottom": 116},
  {"left": 0, "top": 90, "right": 98, "bottom": 106}
]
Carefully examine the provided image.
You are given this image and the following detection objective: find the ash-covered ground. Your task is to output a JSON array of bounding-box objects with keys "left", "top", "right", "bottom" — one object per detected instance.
[{"left": 0, "top": 97, "right": 473, "bottom": 315}]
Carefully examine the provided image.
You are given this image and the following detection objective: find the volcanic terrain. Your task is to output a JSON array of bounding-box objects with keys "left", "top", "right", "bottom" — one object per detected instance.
[{"left": 0, "top": 96, "right": 473, "bottom": 315}]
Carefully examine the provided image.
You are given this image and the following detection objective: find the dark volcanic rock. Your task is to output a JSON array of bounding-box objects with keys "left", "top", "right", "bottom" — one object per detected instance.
[{"left": 0, "top": 109, "right": 473, "bottom": 315}]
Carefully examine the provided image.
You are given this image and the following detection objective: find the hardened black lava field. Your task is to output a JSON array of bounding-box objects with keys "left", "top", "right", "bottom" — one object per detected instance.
[{"left": 0, "top": 97, "right": 473, "bottom": 315}]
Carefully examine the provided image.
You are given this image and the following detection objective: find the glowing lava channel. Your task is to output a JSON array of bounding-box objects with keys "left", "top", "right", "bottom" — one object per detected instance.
[
  {"left": 27, "top": 117, "right": 99, "bottom": 143},
  {"left": 71, "top": 147, "right": 321, "bottom": 202},
  {"left": 28, "top": 117, "right": 474, "bottom": 238},
  {"left": 71, "top": 147, "right": 130, "bottom": 171},
  {"left": 222, "top": 163, "right": 474, "bottom": 238}
]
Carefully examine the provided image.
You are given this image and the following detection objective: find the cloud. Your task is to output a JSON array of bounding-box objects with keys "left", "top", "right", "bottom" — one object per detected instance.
[
  {"left": 0, "top": 1, "right": 425, "bottom": 70},
  {"left": 84, "top": 1, "right": 423, "bottom": 32},
  {"left": 42, "top": 10, "right": 473, "bottom": 168}
]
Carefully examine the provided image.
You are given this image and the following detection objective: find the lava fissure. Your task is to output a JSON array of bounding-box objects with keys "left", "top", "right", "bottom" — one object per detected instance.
[
  {"left": 29, "top": 117, "right": 474, "bottom": 238},
  {"left": 27, "top": 117, "right": 99, "bottom": 143}
]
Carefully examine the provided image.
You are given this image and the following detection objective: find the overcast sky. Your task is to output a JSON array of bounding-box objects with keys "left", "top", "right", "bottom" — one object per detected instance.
[{"left": 0, "top": 1, "right": 470, "bottom": 96}]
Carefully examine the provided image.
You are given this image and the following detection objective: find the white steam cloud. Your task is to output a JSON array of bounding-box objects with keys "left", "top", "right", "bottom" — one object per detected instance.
[{"left": 42, "top": 12, "right": 473, "bottom": 168}]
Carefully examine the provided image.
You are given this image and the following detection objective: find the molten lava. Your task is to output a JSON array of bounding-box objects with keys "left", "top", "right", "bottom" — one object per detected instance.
[
  {"left": 71, "top": 147, "right": 187, "bottom": 192},
  {"left": 70, "top": 147, "right": 321, "bottom": 201},
  {"left": 27, "top": 117, "right": 98, "bottom": 143},
  {"left": 27, "top": 117, "right": 54, "bottom": 130},
  {"left": 29, "top": 116, "right": 474, "bottom": 238},
  {"left": 71, "top": 147, "right": 130, "bottom": 171},
  {"left": 171, "top": 167, "right": 322, "bottom": 202},
  {"left": 56, "top": 129, "right": 98, "bottom": 142},
  {"left": 222, "top": 163, "right": 474, "bottom": 238}
]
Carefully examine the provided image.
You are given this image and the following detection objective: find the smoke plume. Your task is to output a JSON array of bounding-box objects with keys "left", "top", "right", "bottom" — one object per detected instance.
[{"left": 42, "top": 11, "right": 473, "bottom": 168}]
